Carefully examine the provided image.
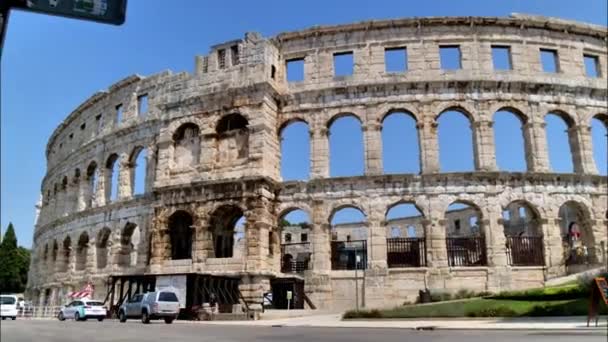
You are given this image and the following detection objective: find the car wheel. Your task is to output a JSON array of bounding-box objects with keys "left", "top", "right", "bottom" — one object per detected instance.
[
  {"left": 11, "top": 317, "right": 16, "bottom": 320},
  {"left": 97, "top": 317, "right": 104, "bottom": 322},
  {"left": 141, "top": 311, "right": 150, "bottom": 324},
  {"left": 164, "top": 317, "right": 174, "bottom": 324},
  {"left": 1, "top": 317, "right": 5, "bottom": 320},
  {"left": 119, "top": 311, "right": 127, "bottom": 323},
  {"left": 74, "top": 312, "right": 80, "bottom": 321},
  {"left": 58, "top": 312, "right": 65, "bottom": 321}
]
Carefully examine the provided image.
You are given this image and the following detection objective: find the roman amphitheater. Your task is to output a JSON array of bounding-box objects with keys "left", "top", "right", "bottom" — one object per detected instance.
[{"left": 26, "top": 13, "right": 607, "bottom": 316}]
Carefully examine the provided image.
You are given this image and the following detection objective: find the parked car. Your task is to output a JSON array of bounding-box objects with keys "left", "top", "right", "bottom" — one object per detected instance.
[
  {"left": 0, "top": 295, "right": 19, "bottom": 320},
  {"left": 58, "top": 299, "right": 107, "bottom": 321},
  {"left": 118, "top": 291, "right": 180, "bottom": 324}
]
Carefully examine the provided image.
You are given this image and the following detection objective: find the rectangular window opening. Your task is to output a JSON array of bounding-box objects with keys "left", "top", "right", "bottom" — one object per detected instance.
[
  {"left": 492, "top": 45, "right": 512, "bottom": 70},
  {"left": 333, "top": 51, "right": 354, "bottom": 77},
  {"left": 286, "top": 58, "right": 304, "bottom": 82},
  {"left": 202, "top": 56, "right": 209, "bottom": 73},
  {"left": 230, "top": 45, "right": 239, "bottom": 66},
  {"left": 540, "top": 49, "right": 559, "bottom": 73},
  {"left": 271, "top": 65, "right": 276, "bottom": 80},
  {"left": 115, "top": 104, "right": 123, "bottom": 124},
  {"left": 454, "top": 219, "right": 461, "bottom": 231},
  {"left": 384, "top": 47, "right": 408, "bottom": 73},
  {"left": 301, "top": 233, "right": 308, "bottom": 242},
  {"left": 68, "top": 133, "right": 73, "bottom": 140},
  {"left": 80, "top": 123, "right": 86, "bottom": 130},
  {"left": 95, "top": 114, "right": 103, "bottom": 133},
  {"left": 218, "top": 49, "right": 226, "bottom": 69},
  {"left": 584, "top": 54, "right": 600, "bottom": 77},
  {"left": 138, "top": 94, "right": 148, "bottom": 116},
  {"left": 440, "top": 45, "right": 462, "bottom": 70}
]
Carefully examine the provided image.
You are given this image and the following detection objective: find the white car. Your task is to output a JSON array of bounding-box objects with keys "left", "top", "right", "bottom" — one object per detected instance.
[
  {"left": 58, "top": 299, "right": 107, "bottom": 321},
  {"left": 0, "top": 295, "right": 19, "bottom": 320}
]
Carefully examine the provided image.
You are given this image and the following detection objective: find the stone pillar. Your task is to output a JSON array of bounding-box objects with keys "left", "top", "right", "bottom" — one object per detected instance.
[
  {"left": 484, "top": 206, "right": 508, "bottom": 267},
  {"left": 310, "top": 127, "right": 329, "bottom": 179},
  {"left": 55, "top": 189, "right": 65, "bottom": 218},
  {"left": 428, "top": 219, "right": 449, "bottom": 268},
  {"left": 67, "top": 246, "right": 76, "bottom": 275},
  {"left": 568, "top": 124, "right": 597, "bottom": 174},
  {"left": 523, "top": 120, "right": 550, "bottom": 173},
  {"left": 66, "top": 181, "right": 79, "bottom": 215},
  {"left": 55, "top": 246, "right": 66, "bottom": 274},
  {"left": 363, "top": 122, "right": 383, "bottom": 175},
  {"left": 245, "top": 197, "right": 274, "bottom": 273},
  {"left": 368, "top": 217, "right": 387, "bottom": 270},
  {"left": 417, "top": 117, "right": 440, "bottom": 174},
  {"left": 472, "top": 120, "right": 497, "bottom": 172},
  {"left": 238, "top": 275, "right": 270, "bottom": 316},
  {"left": 85, "top": 240, "right": 96, "bottom": 272},
  {"left": 118, "top": 153, "right": 131, "bottom": 200},
  {"left": 76, "top": 177, "right": 87, "bottom": 211},
  {"left": 542, "top": 217, "right": 565, "bottom": 278},
  {"left": 311, "top": 201, "right": 331, "bottom": 272},
  {"left": 93, "top": 167, "right": 106, "bottom": 207}
]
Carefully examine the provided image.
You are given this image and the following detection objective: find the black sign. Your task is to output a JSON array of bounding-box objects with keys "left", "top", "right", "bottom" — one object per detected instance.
[{"left": 12, "top": 0, "right": 126, "bottom": 25}]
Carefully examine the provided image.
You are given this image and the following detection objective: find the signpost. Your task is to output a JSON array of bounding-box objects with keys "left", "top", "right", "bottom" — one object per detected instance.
[
  {"left": 286, "top": 290, "right": 292, "bottom": 311},
  {"left": 587, "top": 277, "right": 608, "bottom": 327},
  {"left": 355, "top": 253, "right": 361, "bottom": 312},
  {"left": 1, "top": 0, "right": 127, "bottom": 57}
]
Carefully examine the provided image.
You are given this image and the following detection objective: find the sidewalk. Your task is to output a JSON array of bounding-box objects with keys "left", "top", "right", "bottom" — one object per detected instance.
[{"left": 180, "top": 313, "right": 608, "bottom": 330}]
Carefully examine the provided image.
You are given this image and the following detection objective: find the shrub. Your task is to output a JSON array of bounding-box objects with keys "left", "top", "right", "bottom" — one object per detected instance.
[
  {"left": 343, "top": 309, "right": 382, "bottom": 319},
  {"left": 466, "top": 306, "right": 517, "bottom": 317},
  {"left": 489, "top": 285, "right": 587, "bottom": 301}
]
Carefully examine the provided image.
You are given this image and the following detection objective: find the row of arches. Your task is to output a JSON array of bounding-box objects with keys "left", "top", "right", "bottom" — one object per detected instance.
[
  {"left": 43, "top": 146, "right": 149, "bottom": 215},
  {"left": 280, "top": 108, "right": 608, "bottom": 179},
  {"left": 39, "top": 223, "right": 142, "bottom": 273}
]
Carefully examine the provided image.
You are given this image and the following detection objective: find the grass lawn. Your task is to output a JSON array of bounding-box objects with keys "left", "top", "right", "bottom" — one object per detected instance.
[{"left": 344, "top": 298, "right": 608, "bottom": 319}]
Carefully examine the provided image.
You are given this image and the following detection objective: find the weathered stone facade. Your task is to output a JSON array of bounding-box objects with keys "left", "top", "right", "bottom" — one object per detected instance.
[{"left": 27, "top": 14, "right": 608, "bottom": 312}]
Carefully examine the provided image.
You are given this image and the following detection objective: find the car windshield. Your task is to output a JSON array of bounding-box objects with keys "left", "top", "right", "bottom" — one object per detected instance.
[
  {"left": 0, "top": 296, "right": 16, "bottom": 305},
  {"left": 86, "top": 301, "right": 104, "bottom": 306},
  {"left": 158, "top": 292, "right": 179, "bottom": 302}
]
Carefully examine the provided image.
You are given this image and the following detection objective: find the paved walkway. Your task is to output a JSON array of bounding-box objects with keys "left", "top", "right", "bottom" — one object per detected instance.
[{"left": 183, "top": 313, "right": 608, "bottom": 330}]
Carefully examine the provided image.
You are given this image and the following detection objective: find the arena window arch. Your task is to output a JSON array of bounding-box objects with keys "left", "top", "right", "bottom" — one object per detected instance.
[
  {"left": 75, "top": 232, "right": 89, "bottom": 271},
  {"left": 436, "top": 108, "right": 475, "bottom": 172},
  {"left": 382, "top": 111, "right": 420, "bottom": 174},
  {"left": 173, "top": 123, "right": 200, "bottom": 168},
  {"left": 279, "top": 119, "right": 310, "bottom": 181},
  {"left": 501, "top": 201, "right": 544, "bottom": 266},
  {"left": 493, "top": 109, "right": 528, "bottom": 171},
  {"left": 330, "top": 206, "right": 367, "bottom": 270},
  {"left": 60, "top": 236, "right": 72, "bottom": 272},
  {"left": 95, "top": 227, "right": 111, "bottom": 269},
  {"left": 216, "top": 113, "right": 250, "bottom": 163},
  {"left": 278, "top": 208, "right": 311, "bottom": 273},
  {"left": 129, "top": 146, "right": 148, "bottom": 196},
  {"left": 328, "top": 114, "right": 364, "bottom": 177},
  {"left": 385, "top": 202, "right": 426, "bottom": 267},
  {"left": 545, "top": 111, "right": 575, "bottom": 173},
  {"left": 210, "top": 205, "right": 246, "bottom": 258},
  {"left": 558, "top": 201, "right": 598, "bottom": 266},
  {"left": 86, "top": 161, "right": 98, "bottom": 208},
  {"left": 168, "top": 211, "right": 193, "bottom": 260},
  {"left": 591, "top": 114, "right": 607, "bottom": 175},
  {"left": 105, "top": 154, "right": 120, "bottom": 203},
  {"left": 119, "top": 222, "right": 140, "bottom": 267},
  {"left": 445, "top": 201, "right": 487, "bottom": 267}
]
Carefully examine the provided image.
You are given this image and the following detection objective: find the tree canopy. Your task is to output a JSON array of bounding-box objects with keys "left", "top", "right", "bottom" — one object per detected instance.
[{"left": 0, "top": 223, "right": 31, "bottom": 293}]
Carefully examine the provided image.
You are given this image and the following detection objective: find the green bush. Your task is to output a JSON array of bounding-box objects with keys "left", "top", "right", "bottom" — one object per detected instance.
[
  {"left": 466, "top": 306, "right": 517, "bottom": 317},
  {"left": 490, "top": 285, "right": 587, "bottom": 301},
  {"left": 343, "top": 309, "right": 382, "bottom": 319}
]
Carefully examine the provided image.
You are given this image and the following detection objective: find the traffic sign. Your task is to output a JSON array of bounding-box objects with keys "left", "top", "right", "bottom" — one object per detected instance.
[{"left": 12, "top": 0, "right": 127, "bottom": 25}]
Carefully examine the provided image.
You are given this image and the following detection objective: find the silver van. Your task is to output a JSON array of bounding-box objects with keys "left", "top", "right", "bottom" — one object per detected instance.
[{"left": 118, "top": 291, "right": 180, "bottom": 324}]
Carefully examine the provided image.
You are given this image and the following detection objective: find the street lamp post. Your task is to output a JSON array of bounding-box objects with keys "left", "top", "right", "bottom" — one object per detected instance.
[{"left": 355, "top": 251, "right": 360, "bottom": 312}]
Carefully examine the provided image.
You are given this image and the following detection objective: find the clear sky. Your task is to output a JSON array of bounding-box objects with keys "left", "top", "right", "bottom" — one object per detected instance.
[{"left": 2, "top": 0, "right": 607, "bottom": 248}]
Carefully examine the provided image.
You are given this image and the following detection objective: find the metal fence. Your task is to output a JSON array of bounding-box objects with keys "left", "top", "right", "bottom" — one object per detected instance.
[
  {"left": 281, "top": 260, "right": 308, "bottom": 273},
  {"left": 15, "top": 306, "right": 62, "bottom": 319},
  {"left": 446, "top": 237, "right": 487, "bottom": 267},
  {"left": 505, "top": 236, "right": 544, "bottom": 266},
  {"left": 331, "top": 240, "right": 367, "bottom": 270},
  {"left": 386, "top": 238, "right": 426, "bottom": 267}
]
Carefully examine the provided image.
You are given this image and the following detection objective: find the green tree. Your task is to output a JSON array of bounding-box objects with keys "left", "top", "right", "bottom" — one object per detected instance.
[{"left": 0, "top": 223, "right": 30, "bottom": 293}]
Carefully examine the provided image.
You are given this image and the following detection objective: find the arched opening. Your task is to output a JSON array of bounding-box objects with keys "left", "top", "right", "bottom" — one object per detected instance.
[
  {"left": 545, "top": 112, "right": 575, "bottom": 173},
  {"left": 493, "top": 110, "right": 527, "bottom": 171},
  {"left": 173, "top": 123, "right": 200, "bottom": 168},
  {"left": 118, "top": 223, "right": 140, "bottom": 267},
  {"left": 168, "top": 211, "right": 193, "bottom": 260},
  {"left": 96, "top": 228, "right": 111, "bottom": 269},
  {"left": 86, "top": 161, "right": 98, "bottom": 208},
  {"left": 61, "top": 236, "right": 71, "bottom": 272},
  {"left": 502, "top": 201, "right": 544, "bottom": 266},
  {"left": 209, "top": 205, "right": 244, "bottom": 258},
  {"left": 328, "top": 114, "right": 364, "bottom": 177},
  {"left": 437, "top": 109, "right": 474, "bottom": 172},
  {"left": 216, "top": 113, "right": 250, "bottom": 164},
  {"left": 330, "top": 206, "right": 367, "bottom": 270},
  {"left": 51, "top": 240, "right": 58, "bottom": 265},
  {"left": 105, "top": 154, "right": 120, "bottom": 202},
  {"left": 385, "top": 202, "right": 426, "bottom": 267},
  {"left": 382, "top": 111, "right": 420, "bottom": 174},
  {"left": 591, "top": 114, "right": 607, "bottom": 175},
  {"left": 445, "top": 202, "right": 486, "bottom": 266},
  {"left": 43, "top": 244, "right": 48, "bottom": 262},
  {"left": 130, "top": 147, "right": 147, "bottom": 196},
  {"left": 558, "top": 202, "right": 598, "bottom": 267},
  {"left": 75, "top": 232, "right": 89, "bottom": 271},
  {"left": 279, "top": 120, "right": 310, "bottom": 180},
  {"left": 278, "top": 208, "right": 311, "bottom": 273}
]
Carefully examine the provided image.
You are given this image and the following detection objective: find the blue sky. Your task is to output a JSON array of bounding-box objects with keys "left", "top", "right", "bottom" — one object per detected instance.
[{"left": 2, "top": 0, "right": 607, "bottom": 247}]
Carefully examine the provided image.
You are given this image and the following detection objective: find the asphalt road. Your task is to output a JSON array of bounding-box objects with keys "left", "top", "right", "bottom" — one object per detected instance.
[{"left": 1, "top": 319, "right": 607, "bottom": 342}]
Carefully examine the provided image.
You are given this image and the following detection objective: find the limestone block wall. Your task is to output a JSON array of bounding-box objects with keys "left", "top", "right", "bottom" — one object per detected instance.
[{"left": 27, "top": 14, "right": 608, "bottom": 311}]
